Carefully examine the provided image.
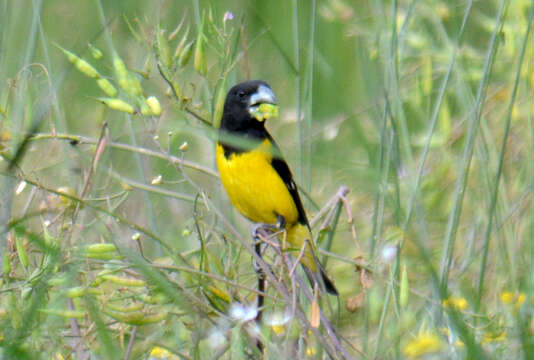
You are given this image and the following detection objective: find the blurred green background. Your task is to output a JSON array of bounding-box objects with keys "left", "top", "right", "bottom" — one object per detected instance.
[{"left": 1, "top": 0, "right": 533, "bottom": 358}]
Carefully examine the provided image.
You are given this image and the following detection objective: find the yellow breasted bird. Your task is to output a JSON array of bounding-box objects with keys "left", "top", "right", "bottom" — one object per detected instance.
[{"left": 216, "top": 80, "right": 337, "bottom": 295}]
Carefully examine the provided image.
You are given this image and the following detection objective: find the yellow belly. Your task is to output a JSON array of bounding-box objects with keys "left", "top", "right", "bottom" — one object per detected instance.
[{"left": 216, "top": 140, "right": 298, "bottom": 226}]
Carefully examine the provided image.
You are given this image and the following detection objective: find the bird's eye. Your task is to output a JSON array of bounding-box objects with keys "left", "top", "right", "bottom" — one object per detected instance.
[{"left": 237, "top": 90, "right": 245, "bottom": 98}]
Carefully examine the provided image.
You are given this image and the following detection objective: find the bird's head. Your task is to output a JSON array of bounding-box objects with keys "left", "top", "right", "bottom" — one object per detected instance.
[{"left": 220, "top": 80, "right": 278, "bottom": 132}]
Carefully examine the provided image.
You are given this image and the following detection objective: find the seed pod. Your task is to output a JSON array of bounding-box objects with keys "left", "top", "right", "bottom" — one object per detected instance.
[
  {"left": 113, "top": 55, "right": 129, "bottom": 82},
  {"left": 128, "top": 75, "right": 143, "bottom": 97},
  {"left": 86, "top": 252, "right": 122, "bottom": 260},
  {"left": 173, "top": 27, "right": 190, "bottom": 60},
  {"left": 178, "top": 40, "right": 194, "bottom": 68},
  {"left": 194, "top": 16, "right": 207, "bottom": 75},
  {"left": 207, "top": 285, "right": 231, "bottom": 303},
  {"left": 137, "top": 311, "right": 168, "bottom": 324},
  {"left": 96, "top": 78, "right": 118, "bottom": 97},
  {"left": 104, "top": 309, "right": 144, "bottom": 324},
  {"left": 43, "top": 309, "right": 86, "bottom": 319},
  {"left": 15, "top": 237, "right": 29, "bottom": 268},
  {"left": 101, "top": 274, "right": 146, "bottom": 287},
  {"left": 346, "top": 292, "right": 365, "bottom": 313},
  {"left": 2, "top": 252, "right": 11, "bottom": 275},
  {"left": 97, "top": 98, "right": 136, "bottom": 114},
  {"left": 400, "top": 264, "right": 409, "bottom": 308},
  {"left": 139, "top": 293, "right": 168, "bottom": 305},
  {"left": 212, "top": 78, "right": 226, "bottom": 127},
  {"left": 86, "top": 243, "right": 117, "bottom": 254},
  {"left": 157, "top": 29, "right": 172, "bottom": 69},
  {"left": 146, "top": 96, "right": 162, "bottom": 116},
  {"left": 139, "top": 102, "right": 152, "bottom": 117},
  {"left": 56, "top": 45, "right": 99, "bottom": 78},
  {"left": 67, "top": 286, "right": 85, "bottom": 298},
  {"left": 88, "top": 43, "right": 103, "bottom": 60},
  {"left": 106, "top": 302, "right": 144, "bottom": 313},
  {"left": 310, "top": 284, "right": 320, "bottom": 328}
]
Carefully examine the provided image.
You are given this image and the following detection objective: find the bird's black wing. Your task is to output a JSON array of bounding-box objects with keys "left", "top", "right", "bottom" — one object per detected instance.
[{"left": 267, "top": 135, "right": 309, "bottom": 227}]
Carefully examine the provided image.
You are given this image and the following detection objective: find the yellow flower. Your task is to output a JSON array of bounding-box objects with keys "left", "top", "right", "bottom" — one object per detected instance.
[
  {"left": 52, "top": 354, "right": 65, "bottom": 360},
  {"left": 265, "top": 311, "right": 291, "bottom": 335},
  {"left": 149, "top": 346, "right": 173, "bottom": 358},
  {"left": 306, "top": 346, "right": 317, "bottom": 356},
  {"left": 482, "top": 331, "right": 506, "bottom": 344},
  {"left": 442, "top": 296, "right": 468, "bottom": 311},
  {"left": 403, "top": 332, "right": 443, "bottom": 358},
  {"left": 271, "top": 324, "right": 285, "bottom": 335},
  {"left": 500, "top": 291, "right": 514, "bottom": 304},
  {"left": 501, "top": 291, "right": 526, "bottom": 308}
]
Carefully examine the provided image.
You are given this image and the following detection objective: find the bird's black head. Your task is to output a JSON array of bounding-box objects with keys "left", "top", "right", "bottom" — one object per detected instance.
[{"left": 220, "top": 80, "right": 278, "bottom": 134}]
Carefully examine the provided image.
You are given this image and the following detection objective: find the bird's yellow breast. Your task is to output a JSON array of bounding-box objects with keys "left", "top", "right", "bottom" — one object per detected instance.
[{"left": 216, "top": 140, "right": 298, "bottom": 226}]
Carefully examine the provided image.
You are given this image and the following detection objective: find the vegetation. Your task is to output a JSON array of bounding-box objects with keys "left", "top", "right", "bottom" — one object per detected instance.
[{"left": 0, "top": 0, "right": 532, "bottom": 358}]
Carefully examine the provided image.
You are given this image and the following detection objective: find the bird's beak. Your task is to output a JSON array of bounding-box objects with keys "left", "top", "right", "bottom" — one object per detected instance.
[{"left": 248, "top": 84, "right": 278, "bottom": 122}]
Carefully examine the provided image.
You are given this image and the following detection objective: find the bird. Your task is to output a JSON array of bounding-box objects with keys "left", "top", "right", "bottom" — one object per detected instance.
[{"left": 215, "top": 80, "right": 337, "bottom": 295}]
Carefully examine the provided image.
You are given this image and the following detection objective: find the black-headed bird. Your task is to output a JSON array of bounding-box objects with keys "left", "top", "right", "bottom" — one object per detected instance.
[{"left": 216, "top": 80, "right": 337, "bottom": 295}]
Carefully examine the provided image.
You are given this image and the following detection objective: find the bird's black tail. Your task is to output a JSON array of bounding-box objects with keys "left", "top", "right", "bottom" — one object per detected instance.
[{"left": 304, "top": 264, "right": 338, "bottom": 296}]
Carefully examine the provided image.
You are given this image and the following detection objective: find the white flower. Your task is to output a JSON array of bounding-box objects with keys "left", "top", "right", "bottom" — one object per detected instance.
[
  {"left": 229, "top": 302, "right": 257, "bottom": 322},
  {"left": 223, "top": 11, "right": 234, "bottom": 22},
  {"left": 381, "top": 245, "right": 397, "bottom": 263}
]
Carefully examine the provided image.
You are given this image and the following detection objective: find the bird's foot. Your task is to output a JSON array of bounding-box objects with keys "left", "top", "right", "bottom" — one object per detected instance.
[{"left": 251, "top": 223, "right": 276, "bottom": 239}]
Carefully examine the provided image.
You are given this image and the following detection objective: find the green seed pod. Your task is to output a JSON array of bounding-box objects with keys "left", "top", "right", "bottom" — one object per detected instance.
[
  {"left": 86, "top": 252, "right": 122, "bottom": 260},
  {"left": 2, "top": 252, "right": 11, "bottom": 275},
  {"left": 101, "top": 274, "right": 145, "bottom": 287},
  {"left": 44, "top": 309, "right": 86, "bottom": 319},
  {"left": 67, "top": 286, "right": 85, "bottom": 298},
  {"left": 73, "top": 57, "right": 99, "bottom": 78},
  {"left": 194, "top": 14, "right": 207, "bottom": 75},
  {"left": 178, "top": 41, "right": 194, "bottom": 68},
  {"left": 173, "top": 27, "right": 190, "bottom": 60},
  {"left": 137, "top": 311, "right": 168, "bottom": 324},
  {"left": 194, "top": 34, "right": 207, "bottom": 75},
  {"left": 97, "top": 98, "right": 136, "bottom": 114},
  {"left": 88, "top": 43, "right": 103, "bottom": 60},
  {"left": 157, "top": 29, "right": 172, "bottom": 69},
  {"left": 106, "top": 302, "right": 144, "bottom": 313},
  {"left": 400, "top": 264, "right": 409, "bottom": 309},
  {"left": 48, "top": 276, "right": 67, "bottom": 286},
  {"left": 104, "top": 309, "right": 144, "bottom": 324},
  {"left": 212, "top": 78, "right": 226, "bottom": 128},
  {"left": 96, "top": 78, "right": 118, "bottom": 97},
  {"left": 127, "top": 75, "right": 143, "bottom": 97},
  {"left": 86, "top": 243, "right": 117, "bottom": 254},
  {"left": 15, "top": 237, "right": 29, "bottom": 268},
  {"left": 113, "top": 55, "right": 129, "bottom": 81},
  {"left": 56, "top": 45, "right": 99, "bottom": 78},
  {"left": 139, "top": 102, "right": 152, "bottom": 117},
  {"left": 146, "top": 96, "right": 162, "bottom": 116},
  {"left": 138, "top": 293, "right": 168, "bottom": 305}
]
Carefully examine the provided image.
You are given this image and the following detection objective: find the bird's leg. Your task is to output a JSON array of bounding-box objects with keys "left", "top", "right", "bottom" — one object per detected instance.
[
  {"left": 275, "top": 214, "right": 286, "bottom": 230},
  {"left": 252, "top": 230, "right": 266, "bottom": 353}
]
